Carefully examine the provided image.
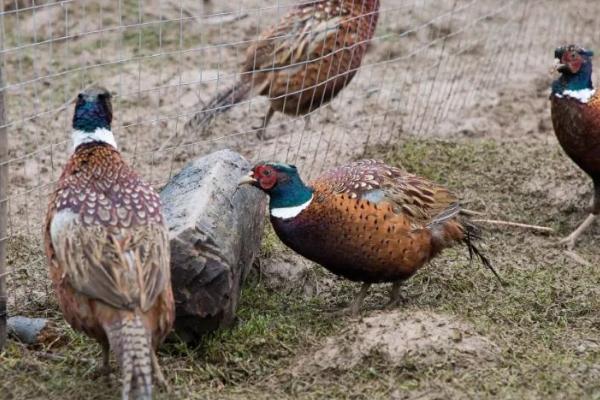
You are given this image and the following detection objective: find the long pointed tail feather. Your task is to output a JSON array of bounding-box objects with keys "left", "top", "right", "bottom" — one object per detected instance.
[
  {"left": 428, "top": 204, "right": 502, "bottom": 284},
  {"left": 106, "top": 314, "right": 153, "bottom": 400},
  {"left": 184, "top": 80, "right": 252, "bottom": 134},
  {"left": 461, "top": 219, "right": 503, "bottom": 284}
]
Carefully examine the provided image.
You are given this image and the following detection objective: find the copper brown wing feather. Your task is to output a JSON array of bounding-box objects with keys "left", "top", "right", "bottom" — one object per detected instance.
[
  {"left": 185, "top": 0, "right": 379, "bottom": 132},
  {"left": 310, "top": 159, "right": 459, "bottom": 227},
  {"left": 269, "top": 160, "right": 472, "bottom": 284},
  {"left": 242, "top": 0, "right": 379, "bottom": 114}
]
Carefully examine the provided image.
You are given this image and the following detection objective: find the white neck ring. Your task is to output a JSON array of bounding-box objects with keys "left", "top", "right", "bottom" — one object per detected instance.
[
  {"left": 270, "top": 195, "right": 313, "bottom": 219},
  {"left": 72, "top": 127, "right": 117, "bottom": 151}
]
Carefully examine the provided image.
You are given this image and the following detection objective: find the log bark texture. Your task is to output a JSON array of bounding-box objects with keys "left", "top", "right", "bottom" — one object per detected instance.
[{"left": 160, "top": 149, "right": 266, "bottom": 343}]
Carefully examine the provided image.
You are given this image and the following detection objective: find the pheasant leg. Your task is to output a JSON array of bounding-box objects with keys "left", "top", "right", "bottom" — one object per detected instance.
[
  {"left": 93, "top": 341, "right": 112, "bottom": 378},
  {"left": 254, "top": 107, "right": 275, "bottom": 139},
  {"left": 385, "top": 281, "right": 404, "bottom": 309},
  {"left": 348, "top": 282, "right": 371, "bottom": 317},
  {"left": 559, "top": 183, "right": 599, "bottom": 250},
  {"left": 559, "top": 214, "right": 596, "bottom": 250},
  {"left": 151, "top": 350, "right": 171, "bottom": 393},
  {"left": 303, "top": 114, "right": 311, "bottom": 131}
]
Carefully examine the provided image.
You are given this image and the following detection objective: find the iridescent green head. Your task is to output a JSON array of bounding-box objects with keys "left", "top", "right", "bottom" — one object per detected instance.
[
  {"left": 552, "top": 45, "right": 594, "bottom": 94},
  {"left": 239, "top": 162, "right": 313, "bottom": 209}
]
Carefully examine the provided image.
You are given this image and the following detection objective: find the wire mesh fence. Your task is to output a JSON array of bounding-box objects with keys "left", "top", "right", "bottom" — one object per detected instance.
[{"left": 0, "top": 0, "right": 597, "bottom": 321}]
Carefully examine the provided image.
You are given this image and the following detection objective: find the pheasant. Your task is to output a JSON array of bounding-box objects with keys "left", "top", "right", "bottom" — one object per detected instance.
[
  {"left": 185, "top": 0, "right": 380, "bottom": 138},
  {"left": 551, "top": 44, "right": 600, "bottom": 250},
  {"left": 44, "top": 87, "right": 174, "bottom": 399},
  {"left": 239, "top": 160, "right": 500, "bottom": 315}
]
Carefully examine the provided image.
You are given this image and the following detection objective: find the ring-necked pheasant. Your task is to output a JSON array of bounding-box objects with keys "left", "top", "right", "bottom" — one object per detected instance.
[
  {"left": 239, "top": 160, "right": 500, "bottom": 315},
  {"left": 45, "top": 87, "right": 174, "bottom": 399},
  {"left": 551, "top": 44, "right": 600, "bottom": 250},
  {"left": 185, "top": 0, "right": 380, "bottom": 138}
]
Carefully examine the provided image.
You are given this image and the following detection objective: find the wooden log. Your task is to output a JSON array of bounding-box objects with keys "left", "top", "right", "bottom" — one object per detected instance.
[{"left": 160, "top": 149, "right": 266, "bottom": 343}]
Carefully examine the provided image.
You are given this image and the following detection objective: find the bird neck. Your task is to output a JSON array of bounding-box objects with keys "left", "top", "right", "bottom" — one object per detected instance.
[
  {"left": 71, "top": 127, "right": 117, "bottom": 152},
  {"left": 72, "top": 99, "right": 115, "bottom": 151},
  {"left": 268, "top": 176, "right": 314, "bottom": 219},
  {"left": 552, "top": 63, "right": 595, "bottom": 101}
]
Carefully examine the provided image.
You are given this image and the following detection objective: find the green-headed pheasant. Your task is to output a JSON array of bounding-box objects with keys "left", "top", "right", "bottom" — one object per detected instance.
[
  {"left": 45, "top": 87, "right": 174, "bottom": 400},
  {"left": 239, "top": 160, "right": 499, "bottom": 315},
  {"left": 185, "top": 0, "right": 380, "bottom": 138},
  {"left": 551, "top": 44, "right": 600, "bottom": 250}
]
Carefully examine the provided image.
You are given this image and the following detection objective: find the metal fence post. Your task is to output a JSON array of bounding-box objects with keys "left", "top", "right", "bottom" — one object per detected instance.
[{"left": 0, "top": 61, "right": 7, "bottom": 351}]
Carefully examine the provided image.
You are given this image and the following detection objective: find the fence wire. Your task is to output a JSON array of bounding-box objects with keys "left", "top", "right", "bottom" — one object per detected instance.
[{"left": 0, "top": 0, "right": 597, "bottom": 317}]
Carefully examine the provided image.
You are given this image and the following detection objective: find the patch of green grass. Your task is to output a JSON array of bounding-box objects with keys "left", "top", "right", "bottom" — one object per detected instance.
[
  {"left": 356, "top": 136, "right": 600, "bottom": 398},
  {"left": 259, "top": 221, "right": 286, "bottom": 259},
  {"left": 183, "top": 284, "right": 339, "bottom": 386},
  {"left": 3, "top": 137, "right": 600, "bottom": 399},
  {"left": 367, "top": 136, "right": 593, "bottom": 233}
]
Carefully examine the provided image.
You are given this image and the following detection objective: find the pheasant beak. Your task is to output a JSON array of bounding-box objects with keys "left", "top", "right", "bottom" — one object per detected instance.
[{"left": 238, "top": 172, "right": 257, "bottom": 186}]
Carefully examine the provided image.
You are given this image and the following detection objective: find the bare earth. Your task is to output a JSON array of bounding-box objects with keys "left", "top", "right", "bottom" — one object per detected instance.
[{"left": 2, "top": 0, "right": 600, "bottom": 398}]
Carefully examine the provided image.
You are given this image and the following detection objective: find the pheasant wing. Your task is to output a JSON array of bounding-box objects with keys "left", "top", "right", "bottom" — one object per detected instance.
[
  {"left": 311, "top": 160, "right": 459, "bottom": 228},
  {"left": 46, "top": 166, "right": 170, "bottom": 312},
  {"left": 243, "top": 2, "right": 350, "bottom": 74}
]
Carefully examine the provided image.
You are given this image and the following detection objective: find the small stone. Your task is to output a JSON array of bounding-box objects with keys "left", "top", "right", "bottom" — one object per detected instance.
[
  {"left": 7, "top": 316, "right": 61, "bottom": 346},
  {"left": 449, "top": 329, "right": 463, "bottom": 343}
]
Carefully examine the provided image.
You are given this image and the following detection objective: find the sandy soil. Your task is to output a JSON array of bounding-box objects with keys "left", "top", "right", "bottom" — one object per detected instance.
[
  {"left": 4, "top": 0, "right": 596, "bottom": 237},
  {"left": 2, "top": 0, "right": 600, "bottom": 398},
  {"left": 4, "top": 0, "right": 597, "bottom": 306},
  {"left": 294, "top": 310, "right": 498, "bottom": 372}
]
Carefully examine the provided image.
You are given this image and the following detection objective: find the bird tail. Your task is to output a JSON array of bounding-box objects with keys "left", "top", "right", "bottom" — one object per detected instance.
[
  {"left": 428, "top": 204, "right": 502, "bottom": 284},
  {"left": 459, "top": 217, "right": 503, "bottom": 284},
  {"left": 184, "top": 80, "right": 253, "bottom": 134},
  {"left": 106, "top": 314, "right": 153, "bottom": 400}
]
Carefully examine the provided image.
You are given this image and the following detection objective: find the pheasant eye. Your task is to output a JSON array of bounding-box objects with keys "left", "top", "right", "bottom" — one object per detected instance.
[{"left": 263, "top": 169, "right": 271, "bottom": 176}]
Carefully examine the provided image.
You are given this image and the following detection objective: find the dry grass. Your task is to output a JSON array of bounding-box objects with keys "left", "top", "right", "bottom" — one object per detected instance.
[
  {"left": 3, "top": 136, "right": 600, "bottom": 399},
  {"left": 3, "top": 0, "right": 600, "bottom": 398}
]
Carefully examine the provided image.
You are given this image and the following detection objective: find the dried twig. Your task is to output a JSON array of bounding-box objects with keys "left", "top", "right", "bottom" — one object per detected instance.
[
  {"left": 472, "top": 219, "right": 554, "bottom": 233},
  {"left": 460, "top": 208, "right": 486, "bottom": 216}
]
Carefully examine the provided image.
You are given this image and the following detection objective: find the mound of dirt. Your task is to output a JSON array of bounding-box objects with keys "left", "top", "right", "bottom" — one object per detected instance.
[
  {"left": 295, "top": 310, "right": 498, "bottom": 373},
  {"left": 255, "top": 252, "right": 331, "bottom": 299}
]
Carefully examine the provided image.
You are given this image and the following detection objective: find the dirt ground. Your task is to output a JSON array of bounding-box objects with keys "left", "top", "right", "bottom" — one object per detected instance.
[{"left": 2, "top": 0, "right": 600, "bottom": 398}]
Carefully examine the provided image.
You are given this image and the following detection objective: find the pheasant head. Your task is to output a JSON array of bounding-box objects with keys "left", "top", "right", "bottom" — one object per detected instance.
[
  {"left": 552, "top": 45, "right": 595, "bottom": 100},
  {"left": 239, "top": 163, "right": 313, "bottom": 218},
  {"left": 72, "top": 86, "right": 116, "bottom": 150}
]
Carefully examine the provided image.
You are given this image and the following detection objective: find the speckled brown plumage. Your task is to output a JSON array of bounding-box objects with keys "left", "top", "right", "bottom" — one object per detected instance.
[
  {"left": 550, "top": 44, "right": 600, "bottom": 251},
  {"left": 241, "top": 160, "right": 497, "bottom": 314},
  {"left": 551, "top": 93, "right": 600, "bottom": 202},
  {"left": 273, "top": 161, "right": 471, "bottom": 282},
  {"left": 185, "top": 0, "right": 380, "bottom": 137},
  {"left": 45, "top": 88, "right": 174, "bottom": 399}
]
